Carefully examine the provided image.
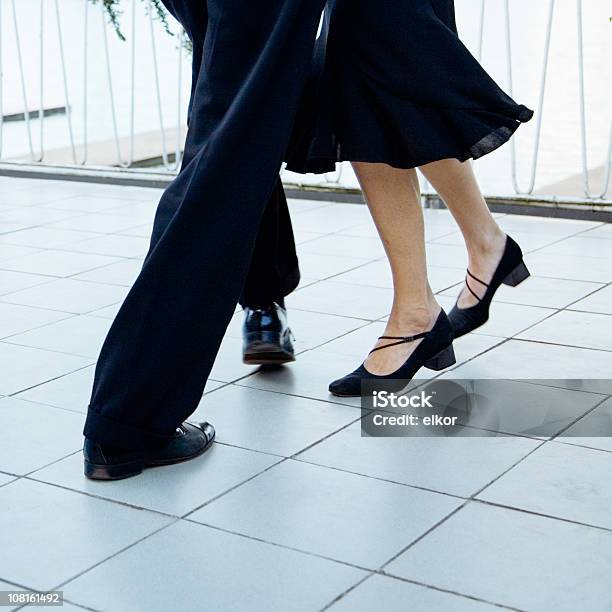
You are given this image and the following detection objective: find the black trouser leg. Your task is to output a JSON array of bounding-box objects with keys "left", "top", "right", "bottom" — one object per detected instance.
[
  {"left": 163, "top": 0, "right": 300, "bottom": 311},
  {"left": 239, "top": 179, "right": 300, "bottom": 308},
  {"left": 84, "top": 0, "right": 325, "bottom": 450}
]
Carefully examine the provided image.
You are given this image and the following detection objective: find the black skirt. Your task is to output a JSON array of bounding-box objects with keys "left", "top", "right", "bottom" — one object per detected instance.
[{"left": 286, "top": 0, "right": 533, "bottom": 174}]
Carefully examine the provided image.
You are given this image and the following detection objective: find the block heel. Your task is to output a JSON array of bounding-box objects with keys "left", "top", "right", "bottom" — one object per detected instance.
[
  {"left": 502, "top": 260, "right": 530, "bottom": 287},
  {"left": 424, "top": 344, "right": 456, "bottom": 371},
  {"left": 84, "top": 459, "right": 144, "bottom": 481}
]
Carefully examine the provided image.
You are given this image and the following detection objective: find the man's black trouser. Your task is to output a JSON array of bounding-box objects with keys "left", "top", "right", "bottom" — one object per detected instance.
[
  {"left": 161, "top": 0, "right": 300, "bottom": 309},
  {"left": 84, "top": 0, "right": 326, "bottom": 449}
]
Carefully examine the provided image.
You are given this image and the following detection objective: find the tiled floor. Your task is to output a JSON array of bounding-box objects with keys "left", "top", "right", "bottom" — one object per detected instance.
[{"left": 0, "top": 175, "right": 611, "bottom": 611}]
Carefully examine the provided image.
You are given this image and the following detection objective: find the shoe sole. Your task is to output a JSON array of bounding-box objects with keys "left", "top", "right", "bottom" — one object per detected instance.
[
  {"left": 243, "top": 343, "right": 295, "bottom": 366},
  {"left": 84, "top": 430, "right": 216, "bottom": 481}
]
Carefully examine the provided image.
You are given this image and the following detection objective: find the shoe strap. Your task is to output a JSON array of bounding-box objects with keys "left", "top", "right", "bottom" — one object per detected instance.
[
  {"left": 466, "top": 269, "right": 489, "bottom": 287},
  {"left": 368, "top": 331, "right": 429, "bottom": 355},
  {"left": 464, "top": 269, "right": 489, "bottom": 304}
]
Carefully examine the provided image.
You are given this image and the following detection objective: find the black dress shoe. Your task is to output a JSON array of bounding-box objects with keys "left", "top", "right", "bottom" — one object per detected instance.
[
  {"left": 329, "top": 310, "right": 456, "bottom": 398},
  {"left": 243, "top": 302, "right": 295, "bottom": 365},
  {"left": 83, "top": 421, "right": 215, "bottom": 481},
  {"left": 449, "top": 235, "right": 530, "bottom": 339}
]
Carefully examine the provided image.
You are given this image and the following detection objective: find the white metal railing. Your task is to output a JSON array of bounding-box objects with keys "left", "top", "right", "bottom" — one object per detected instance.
[{"left": 0, "top": 0, "right": 610, "bottom": 201}]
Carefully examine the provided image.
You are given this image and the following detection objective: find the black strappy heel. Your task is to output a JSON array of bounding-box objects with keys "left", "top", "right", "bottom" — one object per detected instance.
[
  {"left": 328, "top": 310, "right": 456, "bottom": 398},
  {"left": 448, "top": 235, "right": 530, "bottom": 339}
]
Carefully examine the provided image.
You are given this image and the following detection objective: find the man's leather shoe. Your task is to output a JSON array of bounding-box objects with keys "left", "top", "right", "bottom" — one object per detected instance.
[
  {"left": 243, "top": 302, "right": 295, "bottom": 365},
  {"left": 83, "top": 421, "right": 215, "bottom": 481}
]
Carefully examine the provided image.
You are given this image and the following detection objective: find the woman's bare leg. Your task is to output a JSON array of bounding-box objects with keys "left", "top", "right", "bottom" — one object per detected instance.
[
  {"left": 419, "top": 159, "right": 507, "bottom": 308},
  {"left": 352, "top": 162, "right": 440, "bottom": 375}
]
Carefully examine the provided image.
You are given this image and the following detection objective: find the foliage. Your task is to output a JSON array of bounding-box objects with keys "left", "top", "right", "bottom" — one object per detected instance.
[{"left": 91, "top": 0, "right": 172, "bottom": 41}]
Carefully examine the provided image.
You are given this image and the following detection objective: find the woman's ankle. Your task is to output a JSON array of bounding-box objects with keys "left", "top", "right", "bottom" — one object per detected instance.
[
  {"left": 387, "top": 301, "right": 440, "bottom": 332},
  {"left": 466, "top": 227, "right": 506, "bottom": 263}
]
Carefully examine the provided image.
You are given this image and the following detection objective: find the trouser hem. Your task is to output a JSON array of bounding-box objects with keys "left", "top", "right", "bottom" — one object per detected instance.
[
  {"left": 240, "top": 267, "right": 300, "bottom": 308},
  {"left": 83, "top": 408, "right": 177, "bottom": 451}
]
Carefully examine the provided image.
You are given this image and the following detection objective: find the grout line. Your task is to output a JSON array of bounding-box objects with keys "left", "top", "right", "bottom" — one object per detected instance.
[
  {"left": 22, "top": 450, "right": 83, "bottom": 478},
  {"left": 6, "top": 362, "right": 94, "bottom": 398},
  {"left": 472, "top": 498, "right": 612, "bottom": 534},
  {"left": 374, "top": 574, "right": 525, "bottom": 612},
  {"left": 51, "top": 520, "right": 181, "bottom": 591},
  {"left": 548, "top": 393, "right": 612, "bottom": 440}
]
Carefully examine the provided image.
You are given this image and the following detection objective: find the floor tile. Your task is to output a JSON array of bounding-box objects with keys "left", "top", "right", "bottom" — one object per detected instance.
[
  {"left": 299, "top": 421, "right": 539, "bottom": 497},
  {"left": 65, "top": 520, "right": 365, "bottom": 612},
  {"left": 561, "top": 397, "right": 612, "bottom": 452},
  {"left": 297, "top": 251, "right": 374, "bottom": 281},
  {"left": 1, "top": 278, "right": 127, "bottom": 314},
  {"left": 314, "top": 321, "right": 387, "bottom": 358},
  {"left": 96, "top": 200, "right": 157, "bottom": 221},
  {"left": 478, "top": 441, "right": 612, "bottom": 529},
  {"left": 448, "top": 339, "right": 612, "bottom": 393},
  {"left": 0, "top": 342, "right": 92, "bottom": 395},
  {"left": 569, "top": 284, "right": 612, "bottom": 314},
  {"left": 0, "top": 244, "right": 41, "bottom": 263},
  {"left": 328, "top": 575, "right": 498, "bottom": 612},
  {"left": 0, "top": 227, "right": 98, "bottom": 249},
  {"left": 497, "top": 215, "right": 598, "bottom": 237},
  {"left": 5, "top": 315, "right": 111, "bottom": 358},
  {"left": 236, "top": 348, "right": 363, "bottom": 408},
  {"left": 192, "top": 384, "right": 359, "bottom": 456},
  {"left": 517, "top": 310, "right": 612, "bottom": 351},
  {"left": 336, "top": 220, "right": 380, "bottom": 239},
  {"left": 425, "top": 243, "right": 469, "bottom": 269},
  {"left": 66, "top": 234, "right": 149, "bottom": 258},
  {"left": 0, "top": 397, "right": 83, "bottom": 475},
  {"left": 0, "top": 189, "right": 73, "bottom": 207},
  {"left": 335, "top": 261, "right": 462, "bottom": 294},
  {"left": 294, "top": 229, "right": 327, "bottom": 244},
  {"left": 208, "top": 336, "right": 257, "bottom": 382},
  {"left": 72, "top": 258, "right": 143, "bottom": 286},
  {"left": 525, "top": 251, "right": 612, "bottom": 283},
  {"left": 0, "top": 479, "right": 171, "bottom": 591},
  {"left": 0, "top": 221, "right": 31, "bottom": 235},
  {"left": 536, "top": 235, "right": 612, "bottom": 260},
  {"left": 190, "top": 460, "right": 461, "bottom": 567},
  {"left": 288, "top": 280, "right": 392, "bottom": 320},
  {"left": 386, "top": 502, "right": 612, "bottom": 611},
  {"left": 0, "top": 474, "right": 16, "bottom": 487},
  {"left": 433, "top": 378, "right": 606, "bottom": 438},
  {"left": 291, "top": 204, "right": 371, "bottom": 233},
  {"left": 72, "top": 185, "right": 161, "bottom": 203},
  {"left": 583, "top": 223, "right": 612, "bottom": 239},
  {"left": 492, "top": 276, "right": 603, "bottom": 309},
  {"left": 0, "top": 270, "right": 52, "bottom": 296},
  {"left": 87, "top": 302, "right": 122, "bottom": 319},
  {"left": 49, "top": 213, "right": 144, "bottom": 234},
  {"left": 301, "top": 234, "right": 386, "bottom": 259},
  {"left": 40, "top": 195, "right": 142, "bottom": 213},
  {"left": 287, "top": 198, "right": 332, "bottom": 214},
  {"left": 6, "top": 179, "right": 92, "bottom": 199},
  {"left": 14, "top": 365, "right": 94, "bottom": 413},
  {"left": 0, "top": 303, "right": 70, "bottom": 339},
  {"left": 33, "top": 443, "right": 278, "bottom": 516},
  {"left": 0, "top": 249, "right": 122, "bottom": 277},
  {"left": 450, "top": 332, "right": 506, "bottom": 366},
  {"left": 442, "top": 230, "right": 563, "bottom": 253},
  {"left": 0, "top": 206, "right": 78, "bottom": 225},
  {"left": 117, "top": 221, "right": 154, "bottom": 238}
]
